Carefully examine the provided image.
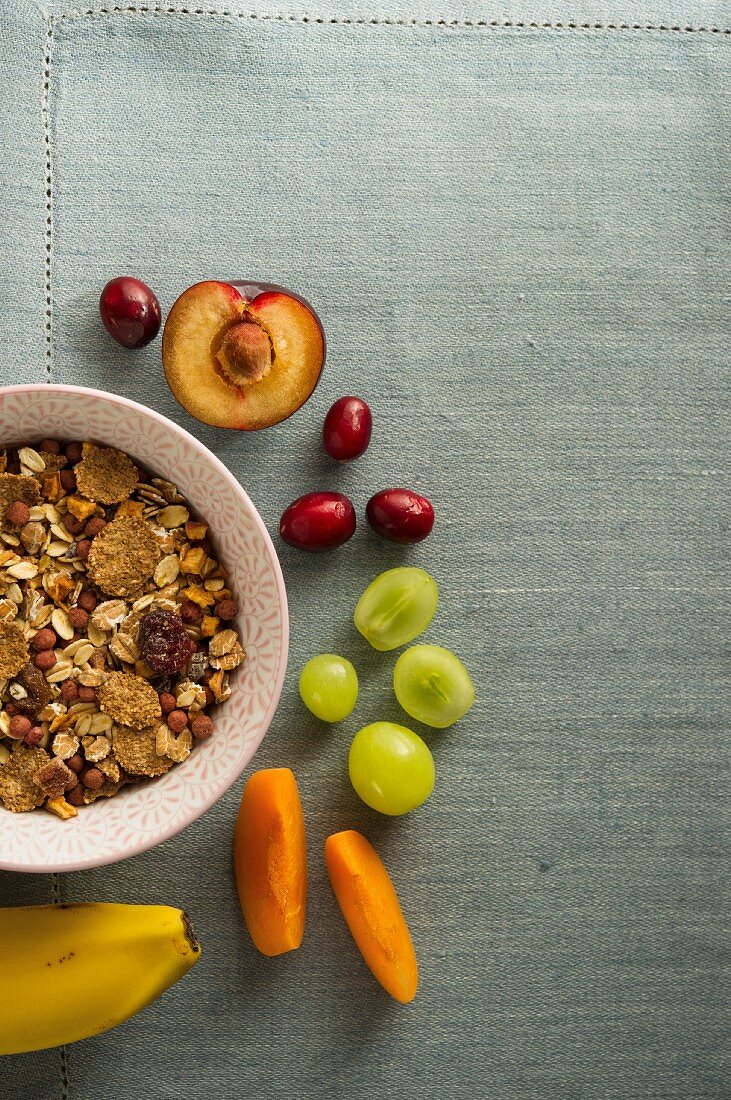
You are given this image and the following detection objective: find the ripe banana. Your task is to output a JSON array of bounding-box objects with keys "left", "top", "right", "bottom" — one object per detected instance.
[{"left": 0, "top": 902, "right": 200, "bottom": 1054}]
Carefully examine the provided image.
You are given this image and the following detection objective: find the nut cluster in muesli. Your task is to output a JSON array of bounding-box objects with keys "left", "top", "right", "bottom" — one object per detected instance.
[{"left": 0, "top": 439, "right": 244, "bottom": 820}]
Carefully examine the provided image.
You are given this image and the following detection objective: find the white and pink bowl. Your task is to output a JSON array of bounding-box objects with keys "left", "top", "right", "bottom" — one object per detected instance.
[{"left": 0, "top": 385, "right": 288, "bottom": 873}]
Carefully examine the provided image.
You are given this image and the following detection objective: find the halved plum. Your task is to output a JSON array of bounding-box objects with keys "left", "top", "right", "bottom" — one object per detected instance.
[{"left": 162, "top": 280, "right": 325, "bottom": 430}]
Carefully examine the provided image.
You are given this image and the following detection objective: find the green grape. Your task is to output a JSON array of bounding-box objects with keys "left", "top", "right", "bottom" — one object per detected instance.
[
  {"left": 299, "top": 654, "right": 359, "bottom": 722},
  {"left": 353, "top": 567, "right": 438, "bottom": 652},
  {"left": 348, "top": 721, "right": 435, "bottom": 815},
  {"left": 394, "top": 644, "right": 475, "bottom": 728}
]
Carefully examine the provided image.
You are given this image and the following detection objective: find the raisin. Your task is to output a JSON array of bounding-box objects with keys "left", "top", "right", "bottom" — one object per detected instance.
[
  {"left": 186, "top": 650, "right": 208, "bottom": 683},
  {"left": 13, "top": 662, "right": 52, "bottom": 718},
  {"left": 138, "top": 609, "right": 195, "bottom": 674}
]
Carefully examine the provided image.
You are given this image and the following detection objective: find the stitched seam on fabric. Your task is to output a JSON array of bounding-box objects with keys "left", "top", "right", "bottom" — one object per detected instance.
[
  {"left": 51, "top": 873, "right": 70, "bottom": 1098},
  {"left": 42, "top": 15, "right": 54, "bottom": 382},
  {"left": 480, "top": 586, "right": 731, "bottom": 594},
  {"left": 53, "top": 9, "right": 731, "bottom": 34},
  {"left": 47, "top": 30, "right": 66, "bottom": 1091}
]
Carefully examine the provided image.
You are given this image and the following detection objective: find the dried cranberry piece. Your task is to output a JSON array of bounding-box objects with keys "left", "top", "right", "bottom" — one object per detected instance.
[{"left": 138, "top": 609, "right": 195, "bottom": 674}]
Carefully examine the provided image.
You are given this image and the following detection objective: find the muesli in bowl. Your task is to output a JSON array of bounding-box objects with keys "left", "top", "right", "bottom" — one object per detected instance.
[{"left": 0, "top": 438, "right": 244, "bottom": 820}]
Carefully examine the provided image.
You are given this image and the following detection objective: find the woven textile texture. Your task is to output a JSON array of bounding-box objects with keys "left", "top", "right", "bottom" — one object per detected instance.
[{"left": 0, "top": 2, "right": 729, "bottom": 1097}]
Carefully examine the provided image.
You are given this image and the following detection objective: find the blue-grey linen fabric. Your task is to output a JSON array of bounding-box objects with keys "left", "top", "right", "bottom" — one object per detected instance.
[{"left": 1, "top": 2, "right": 729, "bottom": 1097}]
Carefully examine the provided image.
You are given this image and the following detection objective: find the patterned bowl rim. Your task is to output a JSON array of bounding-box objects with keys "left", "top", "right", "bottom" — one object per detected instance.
[{"left": 0, "top": 383, "right": 289, "bottom": 873}]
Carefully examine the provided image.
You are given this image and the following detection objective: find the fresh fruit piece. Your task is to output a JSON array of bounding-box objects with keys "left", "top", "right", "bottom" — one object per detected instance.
[
  {"left": 138, "top": 609, "right": 195, "bottom": 673},
  {"left": 366, "top": 488, "right": 434, "bottom": 544},
  {"left": 323, "top": 396, "right": 372, "bottom": 461},
  {"left": 233, "top": 768, "right": 307, "bottom": 956},
  {"left": 162, "top": 280, "right": 325, "bottom": 430},
  {"left": 0, "top": 903, "right": 199, "bottom": 1054},
  {"left": 394, "top": 644, "right": 475, "bottom": 728},
  {"left": 348, "top": 721, "right": 434, "bottom": 815},
  {"left": 299, "top": 653, "right": 358, "bottom": 722},
  {"left": 99, "top": 277, "right": 161, "bottom": 349},
  {"left": 280, "top": 491, "right": 356, "bottom": 552},
  {"left": 325, "top": 830, "right": 418, "bottom": 1003},
  {"left": 354, "top": 566, "right": 438, "bottom": 651}
]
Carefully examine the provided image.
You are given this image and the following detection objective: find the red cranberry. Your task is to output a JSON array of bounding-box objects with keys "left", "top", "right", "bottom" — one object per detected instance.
[
  {"left": 138, "top": 609, "right": 195, "bottom": 673},
  {"left": 279, "top": 492, "right": 356, "bottom": 552},
  {"left": 323, "top": 396, "right": 372, "bottom": 461},
  {"left": 366, "top": 488, "right": 434, "bottom": 544},
  {"left": 99, "top": 276, "right": 161, "bottom": 349}
]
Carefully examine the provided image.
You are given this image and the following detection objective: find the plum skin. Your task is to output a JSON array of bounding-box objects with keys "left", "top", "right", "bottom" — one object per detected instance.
[{"left": 366, "top": 489, "right": 434, "bottom": 544}]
